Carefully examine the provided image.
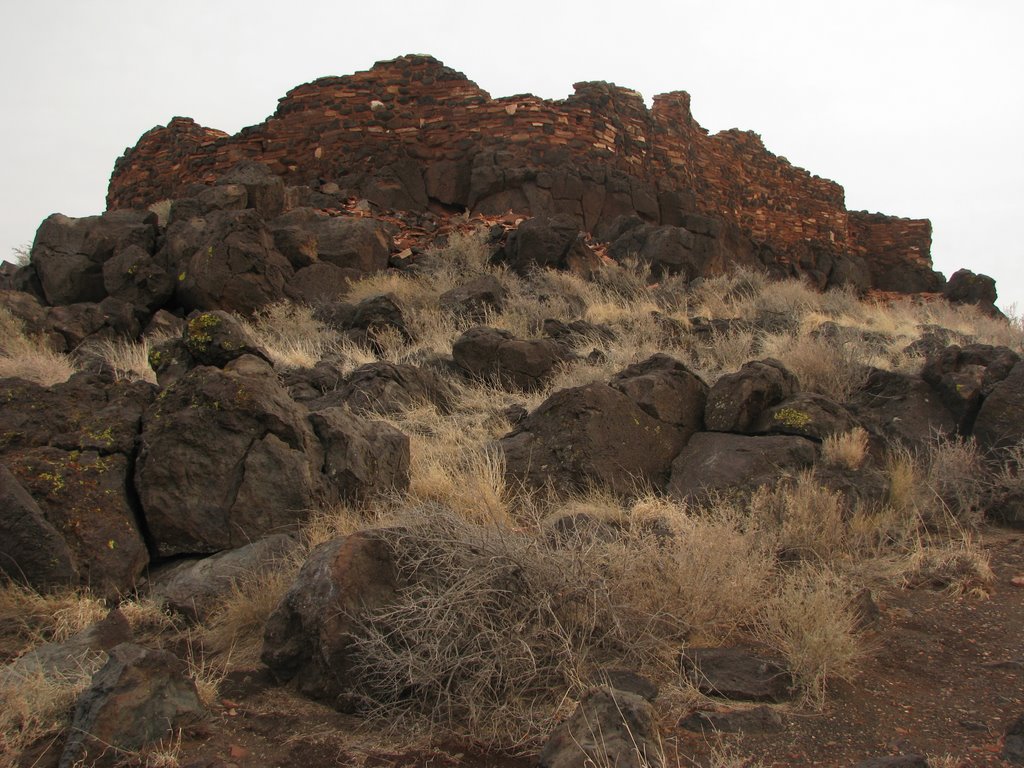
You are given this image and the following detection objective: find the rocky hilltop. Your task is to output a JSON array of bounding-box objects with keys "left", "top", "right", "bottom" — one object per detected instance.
[
  {"left": 1, "top": 55, "right": 1022, "bottom": 768},
  {"left": 108, "top": 53, "right": 942, "bottom": 295}
]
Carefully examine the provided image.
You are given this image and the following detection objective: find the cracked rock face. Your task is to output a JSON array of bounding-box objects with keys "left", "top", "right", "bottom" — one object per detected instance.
[
  {"left": 135, "top": 355, "right": 410, "bottom": 557},
  {"left": 134, "top": 355, "right": 322, "bottom": 557}
]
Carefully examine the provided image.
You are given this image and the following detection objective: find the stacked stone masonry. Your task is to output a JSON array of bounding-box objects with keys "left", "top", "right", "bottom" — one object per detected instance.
[{"left": 107, "top": 54, "right": 933, "bottom": 287}]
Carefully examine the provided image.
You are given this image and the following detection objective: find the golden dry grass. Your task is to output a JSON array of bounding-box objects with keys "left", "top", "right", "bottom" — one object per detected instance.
[{"left": 0, "top": 306, "right": 76, "bottom": 386}]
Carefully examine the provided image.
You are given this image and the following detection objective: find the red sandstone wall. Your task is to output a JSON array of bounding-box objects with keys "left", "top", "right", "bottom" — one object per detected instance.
[{"left": 106, "top": 54, "right": 935, "bottom": 287}]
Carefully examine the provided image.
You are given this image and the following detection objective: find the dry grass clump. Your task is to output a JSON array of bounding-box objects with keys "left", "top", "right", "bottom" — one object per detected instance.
[
  {"left": 0, "top": 306, "right": 76, "bottom": 386},
  {"left": 758, "top": 332, "right": 868, "bottom": 402},
  {"left": 823, "top": 427, "right": 870, "bottom": 470},
  {"left": 0, "top": 657, "right": 101, "bottom": 762},
  {"left": 80, "top": 337, "right": 159, "bottom": 384},
  {"left": 0, "top": 582, "right": 107, "bottom": 659},
  {"left": 902, "top": 536, "right": 995, "bottom": 596},
  {"left": 200, "top": 563, "right": 302, "bottom": 667},
  {"left": 240, "top": 301, "right": 339, "bottom": 369},
  {"left": 339, "top": 497, "right": 780, "bottom": 745},
  {"left": 757, "top": 565, "right": 863, "bottom": 706},
  {"left": 750, "top": 473, "right": 848, "bottom": 563}
]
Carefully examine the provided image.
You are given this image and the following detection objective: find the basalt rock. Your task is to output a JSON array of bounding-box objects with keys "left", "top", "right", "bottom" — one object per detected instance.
[
  {"left": 262, "top": 531, "right": 405, "bottom": 708},
  {"left": 668, "top": 432, "right": 818, "bottom": 501},
  {"left": 973, "top": 361, "right": 1024, "bottom": 452},
  {"left": 0, "top": 373, "right": 153, "bottom": 595},
  {"left": 500, "top": 380, "right": 689, "bottom": 493},
  {"left": 921, "top": 344, "right": 1020, "bottom": 434},
  {"left": 453, "top": 326, "right": 572, "bottom": 392},
  {"left": 704, "top": 359, "right": 800, "bottom": 434},
  {"left": 60, "top": 643, "right": 206, "bottom": 768}
]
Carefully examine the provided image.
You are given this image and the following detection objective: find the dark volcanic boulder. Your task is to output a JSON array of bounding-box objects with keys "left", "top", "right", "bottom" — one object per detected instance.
[
  {"left": 849, "top": 369, "right": 957, "bottom": 447},
  {"left": 453, "top": 326, "right": 572, "bottom": 391},
  {"left": 944, "top": 268, "right": 1001, "bottom": 317},
  {"left": 973, "top": 361, "right": 1024, "bottom": 452},
  {"left": 262, "top": 531, "right": 404, "bottom": 707},
  {"left": 680, "top": 646, "right": 795, "bottom": 702},
  {"left": 324, "top": 361, "right": 454, "bottom": 415},
  {"left": 493, "top": 214, "right": 600, "bottom": 275},
  {"left": 45, "top": 297, "right": 144, "bottom": 350},
  {"left": 500, "top": 382, "right": 689, "bottom": 493},
  {"left": 667, "top": 432, "right": 818, "bottom": 501},
  {"left": 285, "top": 261, "right": 360, "bottom": 303},
  {"left": 439, "top": 274, "right": 506, "bottom": 319},
  {"left": 315, "top": 294, "right": 411, "bottom": 349},
  {"left": 175, "top": 209, "right": 293, "bottom": 314},
  {"left": 921, "top": 344, "right": 1020, "bottom": 434},
  {"left": 538, "top": 687, "right": 663, "bottom": 768},
  {"left": 704, "top": 359, "right": 800, "bottom": 433},
  {"left": 270, "top": 207, "right": 394, "bottom": 274},
  {"left": 307, "top": 407, "right": 410, "bottom": 503},
  {"left": 59, "top": 644, "right": 205, "bottom": 768},
  {"left": 0, "top": 373, "right": 153, "bottom": 595},
  {"left": 182, "top": 309, "right": 270, "bottom": 368},
  {"left": 101, "top": 244, "right": 174, "bottom": 311},
  {"left": 608, "top": 353, "right": 707, "bottom": 432},
  {"left": 31, "top": 209, "right": 158, "bottom": 306},
  {"left": 0, "top": 463, "right": 78, "bottom": 590},
  {"left": 753, "top": 393, "right": 858, "bottom": 441},
  {"left": 216, "top": 161, "right": 286, "bottom": 219},
  {"left": 135, "top": 356, "right": 324, "bottom": 556},
  {"left": 150, "top": 534, "right": 297, "bottom": 622}
]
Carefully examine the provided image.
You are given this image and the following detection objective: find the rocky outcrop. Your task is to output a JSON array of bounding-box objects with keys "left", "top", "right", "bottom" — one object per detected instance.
[
  {"left": 60, "top": 643, "right": 206, "bottom": 768},
  {"left": 453, "top": 326, "right": 572, "bottom": 392},
  {"left": 500, "top": 356, "right": 706, "bottom": 493},
  {"left": 106, "top": 54, "right": 948, "bottom": 296},
  {"left": 262, "top": 531, "right": 404, "bottom": 708},
  {"left": 0, "top": 373, "right": 153, "bottom": 596},
  {"left": 135, "top": 355, "right": 409, "bottom": 556}
]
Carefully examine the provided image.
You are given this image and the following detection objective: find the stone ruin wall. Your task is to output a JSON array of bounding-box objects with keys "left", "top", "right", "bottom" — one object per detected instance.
[{"left": 107, "top": 54, "right": 930, "bottom": 282}]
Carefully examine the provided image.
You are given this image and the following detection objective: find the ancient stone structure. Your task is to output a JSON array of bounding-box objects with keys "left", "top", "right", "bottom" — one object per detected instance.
[{"left": 107, "top": 54, "right": 940, "bottom": 292}]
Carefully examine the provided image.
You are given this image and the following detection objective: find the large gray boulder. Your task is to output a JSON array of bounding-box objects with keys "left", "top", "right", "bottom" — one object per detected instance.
[
  {"left": 262, "top": 531, "right": 404, "bottom": 708},
  {"left": 668, "top": 432, "right": 819, "bottom": 501},
  {"left": 174, "top": 209, "right": 293, "bottom": 314},
  {"left": 59, "top": 644, "right": 205, "bottom": 768},
  {"left": 538, "top": 686, "right": 663, "bottom": 768},
  {"left": 974, "top": 361, "right": 1024, "bottom": 451},
  {"left": 0, "top": 463, "right": 78, "bottom": 590},
  {"left": 136, "top": 355, "right": 410, "bottom": 556},
  {"left": 453, "top": 326, "right": 572, "bottom": 392},
  {"left": 704, "top": 359, "right": 799, "bottom": 434},
  {"left": 500, "top": 382, "right": 689, "bottom": 493},
  {"left": 30, "top": 209, "right": 158, "bottom": 306},
  {"left": 0, "top": 374, "right": 153, "bottom": 596}
]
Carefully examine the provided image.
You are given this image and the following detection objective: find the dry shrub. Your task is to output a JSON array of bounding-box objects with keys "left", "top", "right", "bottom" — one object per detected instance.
[
  {"left": 923, "top": 437, "right": 986, "bottom": 529},
  {"left": 0, "top": 582, "right": 106, "bottom": 658},
  {"left": 0, "top": 306, "right": 76, "bottom": 386},
  {"left": 184, "top": 634, "right": 227, "bottom": 708},
  {"left": 750, "top": 472, "right": 848, "bottom": 563},
  {"left": 604, "top": 495, "right": 775, "bottom": 644},
  {"left": 823, "top": 427, "right": 869, "bottom": 470},
  {"left": 239, "top": 301, "right": 339, "bottom": 369},
  {"left": 342, "top": 504, "right": 772, "bottom": 746},
  {"left": 201, "top": 564, "right": 301, "bottom": 666},
  {"left": 757, "top": 565, "right": 863, "bottom": 707},
  {"left": 0, "top": 657, "right": 101, "bottom": 762},
  {"left": 903, "top": 537, "right": 995, "bottom": 596},
  {"left": 759, "top": 331, "right": 868, "bottom": 402}
]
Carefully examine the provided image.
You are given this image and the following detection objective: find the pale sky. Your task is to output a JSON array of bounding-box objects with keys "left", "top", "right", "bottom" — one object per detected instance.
[{"left": 2, "top": 1, "right": 1022, "bottom": 312}]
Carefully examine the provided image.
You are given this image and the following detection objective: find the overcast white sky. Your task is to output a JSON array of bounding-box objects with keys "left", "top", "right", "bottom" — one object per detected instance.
[{"left": 2, "top": 1, "right": 1022, "bottom": 311}]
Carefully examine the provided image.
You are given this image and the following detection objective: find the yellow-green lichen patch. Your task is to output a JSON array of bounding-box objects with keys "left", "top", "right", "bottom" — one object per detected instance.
[
  {"left": 185, "top": 313, "right": 222, "bottom": 354},
  {"left": 772, "top": 407, "right": 812, "bottom": 429}
]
